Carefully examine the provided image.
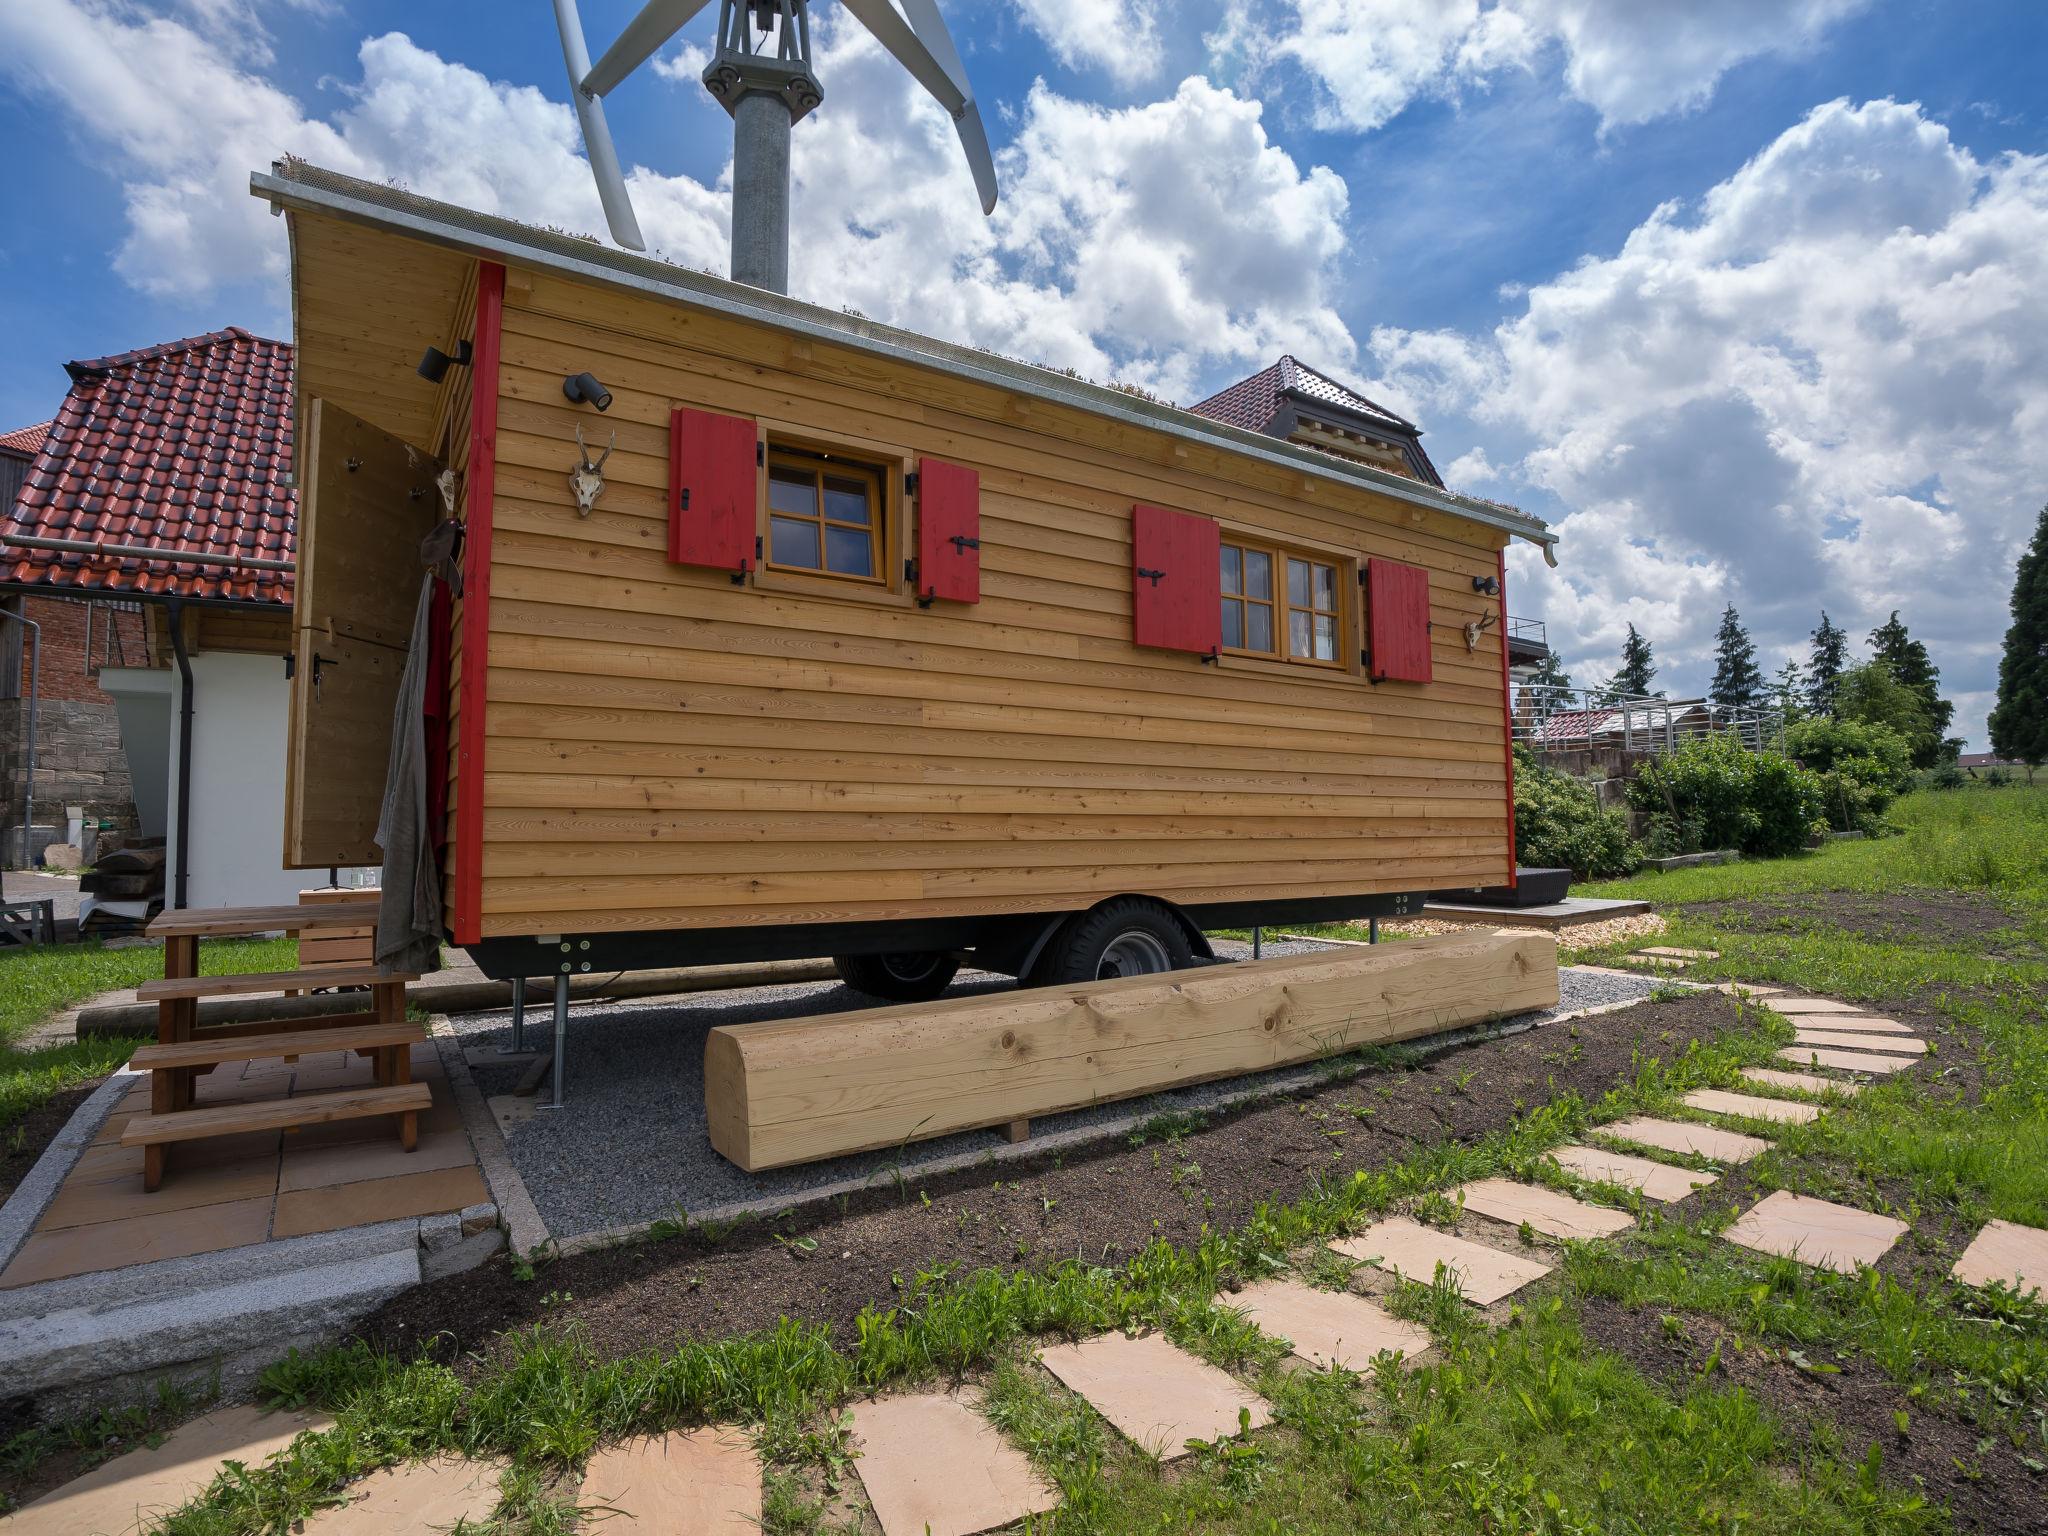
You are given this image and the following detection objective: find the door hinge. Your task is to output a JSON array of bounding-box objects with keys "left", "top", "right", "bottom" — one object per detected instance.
[{"left": 281, "top": 652, "right": 294, "bottom": 680}]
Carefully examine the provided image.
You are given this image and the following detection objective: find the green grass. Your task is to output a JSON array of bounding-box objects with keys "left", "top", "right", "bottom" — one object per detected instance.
[{"left": 21, "top": 788, "right": 2048, "bottom": 1532}]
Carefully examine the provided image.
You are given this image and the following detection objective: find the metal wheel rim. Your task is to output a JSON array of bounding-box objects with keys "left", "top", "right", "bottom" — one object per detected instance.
[
  {"left": 1096, "top": 930, "right": 1173, "bottom": 980},
  {"left": 880, "top": 952, "right": 945, "bottom": 983}
]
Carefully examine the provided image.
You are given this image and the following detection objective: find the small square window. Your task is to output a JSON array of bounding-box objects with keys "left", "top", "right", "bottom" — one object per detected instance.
[
  {"left": 763, "top": 447, "right": 886, "bottom": 583},
  {"left": 1220, "top": 539, "right": 1343, "bottom": 667}
]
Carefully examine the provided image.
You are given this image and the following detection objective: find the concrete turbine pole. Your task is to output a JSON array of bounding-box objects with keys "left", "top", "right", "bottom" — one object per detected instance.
[{"left": 704, "top": 0, "right": 821, "bottom": 294}]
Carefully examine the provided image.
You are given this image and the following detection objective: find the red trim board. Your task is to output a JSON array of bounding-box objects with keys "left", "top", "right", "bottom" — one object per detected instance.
[
  {"left": 1498, "top": 549, "right": 1517, "bottom": 887},
  {"left": 454, "top": 261, "right": 504, "bottom": 946}
]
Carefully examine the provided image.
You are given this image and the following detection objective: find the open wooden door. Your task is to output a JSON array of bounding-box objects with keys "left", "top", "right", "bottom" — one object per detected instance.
[{"left": 285, "top": 398, "right": 439, "bottom": 867}]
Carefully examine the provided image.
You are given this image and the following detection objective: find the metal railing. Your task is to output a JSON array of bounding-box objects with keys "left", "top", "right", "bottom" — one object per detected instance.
[
  {"left": 1512, "top": 684, "right": 1784, "bottom": 757},
  {"left": 1506, "top": 615, "right": 1547, "bottom": 647}
]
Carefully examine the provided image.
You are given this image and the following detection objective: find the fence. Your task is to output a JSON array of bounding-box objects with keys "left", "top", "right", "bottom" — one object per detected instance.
[{"left": 1513, "top": 685, "right": 1784, "bottom": 758}]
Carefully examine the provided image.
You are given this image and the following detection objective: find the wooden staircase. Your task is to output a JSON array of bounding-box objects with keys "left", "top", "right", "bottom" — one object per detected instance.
[{"left": 125, "top": 895, "right": 425, "bottom": 1191}]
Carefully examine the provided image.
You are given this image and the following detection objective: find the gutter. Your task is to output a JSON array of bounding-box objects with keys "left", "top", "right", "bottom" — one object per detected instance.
[
  {"left": 0, "top": 533, "right": 295, "bottom": 574},
  {"left": 0, "top": 607, "right": 38, "bottom": 866},
  {"left": 167, "top": 599, "right": 194, "bottom": 910},
  {"left": 249, "top": 165, "right": 1560, "bottom": 566}
]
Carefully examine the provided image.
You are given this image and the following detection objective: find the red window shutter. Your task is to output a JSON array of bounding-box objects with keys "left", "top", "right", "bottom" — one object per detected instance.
[
  {"left": 915, "top": 457, "right": 980, "bottom": 603},
  {"left": 1131, "top": 503, "right": 1221, "bottom": 655},
  {"left": 669, "top": 407, "right": 757, "bottom": 574},
  {"left": 1367, "top": 557, "right": 1434, "bottom": 682}
]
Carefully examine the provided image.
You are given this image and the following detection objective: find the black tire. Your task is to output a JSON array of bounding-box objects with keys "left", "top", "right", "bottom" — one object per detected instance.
[
  {"left": 1025, "top": 898, "right": 1194, "bottom": 986},
  {"left": 832, "top": 950, "right": 961, "bottom": 1003}
]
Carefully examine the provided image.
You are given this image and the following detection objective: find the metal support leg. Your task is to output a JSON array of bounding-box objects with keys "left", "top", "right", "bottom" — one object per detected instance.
[
  {"left": 541, "top": 971, "right": 569, "bottom": 1111},
  {"left": 1251, "top": 925, "right": 1263, "bottom": 959},
  {"left": 499, "top": 979, "right": 528, "bottom": 1054},
  {"left": 1369, "top": 917, "right": 1380, "bottom": 944}
]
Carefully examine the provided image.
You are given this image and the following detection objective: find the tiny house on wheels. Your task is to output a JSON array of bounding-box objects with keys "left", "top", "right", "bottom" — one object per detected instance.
[{"left": 259, "top": 162, "right": 1557, "bottom": 1000}]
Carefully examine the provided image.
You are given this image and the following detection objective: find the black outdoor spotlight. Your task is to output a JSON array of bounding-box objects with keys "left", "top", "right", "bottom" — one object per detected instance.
[
  {"left": 563, "top": 371, "right": 613, "bottom": 411},
  {"left": 1471, "top": 574, "right": 1501, "bottom": 596},
  {"left": 416, "top": 338, "right": 473, "bottom": 382}
]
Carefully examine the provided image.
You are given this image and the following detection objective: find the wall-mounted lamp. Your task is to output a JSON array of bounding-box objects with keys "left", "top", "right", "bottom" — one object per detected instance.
[
  {"left": 416, "top": 339, "right": 473, "bottom": 382},
  {"left": 1470, "top": 574, "right": 1501, "bottom": 596},
  {"left": 563, "top": 372, "right": 613, "bottom": 412}
]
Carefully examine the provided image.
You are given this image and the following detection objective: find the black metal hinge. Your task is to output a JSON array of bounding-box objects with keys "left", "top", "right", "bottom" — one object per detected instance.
[
  {"left": 949, "top": 535, "right": 980, "bottom": 553},
  {"left": 679, "top": 487, "right": 690, "bottom": 510},
  {"left": 755, "top": 442, "right": 765, "bottom": 466},
  {"left": 1136, "top": 567, "right": 1166, "bottom": 586},
  {"left": 905, "top": 471, "right": 920, "bottom": 497}
]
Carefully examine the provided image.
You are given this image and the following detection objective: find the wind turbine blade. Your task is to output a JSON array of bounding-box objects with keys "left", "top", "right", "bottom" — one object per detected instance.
[
  {"left": 840, "top": 0, "right": 998, "bottom": 212},
  {"left": 553, "top": 0, "right": 648, "bottom": 250},
  {"left": 583, "top": 0, "right": 715, "bottom": 99}
]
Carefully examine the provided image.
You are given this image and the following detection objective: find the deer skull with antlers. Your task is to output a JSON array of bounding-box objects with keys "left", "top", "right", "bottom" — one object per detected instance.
[{"left": 568, "top": 425, "right": 615, "bottom": 517}]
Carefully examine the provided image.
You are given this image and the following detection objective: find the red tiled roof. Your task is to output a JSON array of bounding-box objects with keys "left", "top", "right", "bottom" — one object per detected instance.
[
  {"left": 0, "top": 421, "right": 52, "bottom": 458},
  {"left": 1186, "top": 355, "right": 1441, "bottom": 486},
  {"left": 4, "top": 328, "right": 293, "bottom": 604}
]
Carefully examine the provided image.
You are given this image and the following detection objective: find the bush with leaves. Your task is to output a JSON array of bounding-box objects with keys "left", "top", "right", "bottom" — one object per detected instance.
[
  {"left": 1626, "top": 733, "right": 1826, "bottom": 858},
  {"left": 1512, "top": 747, "right": 1641, "bottom": 878},
  {"left": 1783, "top": 716, "right": 1913, "bottom": 833}
]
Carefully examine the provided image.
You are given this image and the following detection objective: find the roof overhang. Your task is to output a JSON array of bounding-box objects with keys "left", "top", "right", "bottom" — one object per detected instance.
[{"left": 253, "top": 163, "right": 1557, "bottom": 563}]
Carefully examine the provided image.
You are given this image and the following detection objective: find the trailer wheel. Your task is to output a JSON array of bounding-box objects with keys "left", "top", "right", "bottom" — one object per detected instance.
[
  {"left": 1027, "top": 898, "right": 1194, "bottom": 986},
  {"left": 832, "top": 950, "right": 961, "bottom": 1003}
]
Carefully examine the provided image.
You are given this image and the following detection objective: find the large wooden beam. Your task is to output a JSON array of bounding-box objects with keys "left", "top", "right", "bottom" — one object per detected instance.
[{"left": 705, "top": 929, "right": 1560, "bottom": 1172}]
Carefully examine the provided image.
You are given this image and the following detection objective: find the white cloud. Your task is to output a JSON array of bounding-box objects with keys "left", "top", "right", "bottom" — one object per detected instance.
[
  {"left": 651, "top": 39, "right": 711, "bottom": 84},
  {"left": 1010, "top": 0, "right": 1163, "bottom": 86},
  {"left": 1258, "top": 0, "right": 1869, "bottom": 132},
  {"left": 1375, "top": 98, "right": 2048, "bottom": 744}
]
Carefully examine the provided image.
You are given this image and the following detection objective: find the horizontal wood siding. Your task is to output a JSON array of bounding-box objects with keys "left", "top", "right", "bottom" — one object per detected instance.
[{"left": 479, "top": 272, "right": 1512, "bottom": 937}]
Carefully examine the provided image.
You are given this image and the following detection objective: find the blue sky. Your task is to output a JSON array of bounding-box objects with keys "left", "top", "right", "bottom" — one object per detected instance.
[{"left": 3, "top": 0, "right": 2045, "bottom": 745}]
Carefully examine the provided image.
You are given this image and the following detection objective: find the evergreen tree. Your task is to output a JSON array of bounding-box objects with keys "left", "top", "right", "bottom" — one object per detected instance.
[
  {"left": 1773, "top": 658, "right": 1805, "bottom": 722},
  {"left": 1989, "top": 505, "right": 2048, "bottom": 778},
  {"left": 1610, "top": 623, "right": 1656, "bottom": 699},
  {"left": 1530, "top": 650, "right": 1573, "bottom": 694},
  {"left": 1709, "top": 605, "right": 1765, "bottom": 712},
  {"left": 1869, "top": 611, "right": 1956, "bottom": 767},
  {"left": 1806, "top": 611, "right": 1848, "bottom": 715}
]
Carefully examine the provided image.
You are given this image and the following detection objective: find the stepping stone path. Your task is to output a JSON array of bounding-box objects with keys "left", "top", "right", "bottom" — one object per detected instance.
[
  {"left": 1683, "top": 1088, "right": 1823, "bottom": 1126},
  {"left": 1452, "top": 1177, "right": 1635, "bottom": 1241},
  {"left": 1778, "top": 1043, "right": 1912, "bottom": 1074},
  {"left": 1743, "top": 1066, "right": 1861, "bottom": 1097},
  {"left": 1790, "top": 1014, "right": 1912, "bottom": 1034},
  {"left": 304, "top": 1455, "right": 506, "bottom": 1533},
  {"left": 1329, "top": 1216, "right": 1551, "bottom": 1305},
  {"left": 1037, "top": 1332, "right": 1270, "bottom": 1461},
  {"left": 1769, "top": 998, "right": 1862, "bottom": 1015},
  {"left": 580, "top": 1427, "right": 762, "bottom": 1532},
  {"left": 0, "top": 1404, "right": 331, "bottom": 1535},
  {"left": 1228, "top": 1278, "right": 1431, "bottom": 1371},
  {"left": 1639, "top": 947, "right": 1720, "bottom": 961},
  {"left": 1794, "top": 1028, "right": 1926, "bottom": 1055},
  {"left": 849, "top": 1393, "right": 1058, "bottom": 1536},
  {"left": 1596, "top": 1115, "right": 1771, "bottom": 1164},
  {"left": 1952, "top": 1219, "right": 2048, "bottom": 1298},
  {"left": 1721, "top": 1190, "right": 1908, "bottom": 1274},
  {"left": 1549, "top": 1144, "right": 1718, "bottom": 1202}
]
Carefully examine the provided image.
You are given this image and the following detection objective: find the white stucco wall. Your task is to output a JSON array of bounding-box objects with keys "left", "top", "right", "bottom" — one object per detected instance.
[{"left": 168, "top": 650, "right": 308, "bottom": 910}]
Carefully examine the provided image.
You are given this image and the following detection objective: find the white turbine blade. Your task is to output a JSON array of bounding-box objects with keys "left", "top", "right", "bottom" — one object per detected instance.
[
  {"left": 553, "top": 0, "right": 647, "bottom": 250},
  {"left": 583, "top": 0, "right": 715, "bottom": 99},
  {"left": 840, "top": 0, "right": 998, "bottom": 212}
]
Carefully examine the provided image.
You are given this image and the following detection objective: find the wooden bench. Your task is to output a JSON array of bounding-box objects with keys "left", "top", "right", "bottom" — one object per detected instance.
[{"left": 135, "top": 900, "right": 424, "bottom": 1190}]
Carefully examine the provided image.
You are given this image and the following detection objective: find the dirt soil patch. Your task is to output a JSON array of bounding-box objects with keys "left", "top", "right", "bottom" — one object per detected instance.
[
  {"left": 0, "top": 1083, "right": 97, "bottom": 1207},
  {"left": 357, "top": 992, "right": 1745, "bottom": 1367},
  {"left": 1686, "top": 889, "right": 2038, "bottom": 956}
]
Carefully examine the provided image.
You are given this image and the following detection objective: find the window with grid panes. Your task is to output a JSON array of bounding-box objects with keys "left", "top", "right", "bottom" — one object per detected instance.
[
  {"left": 1220, "top": 539, "right": 1342, "bottom": 666},
  {"left": 766, "top": 447, "right": 884, "bottom": 582}
]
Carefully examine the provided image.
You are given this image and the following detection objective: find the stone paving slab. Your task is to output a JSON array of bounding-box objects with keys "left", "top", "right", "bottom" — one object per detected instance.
[
  {"left": 1452, "top": 1177, "right": 1635, "bottom": 1241},
  {"left": 1640, "top": 947, "right": 1720, "bottom": 960},
  {"left": 580, "top": 1427, "right": 762, "bottom": 1533},
  {"left": 1787, "top": 1015, "right": 1912, "bottom": 1034},
  {"left": 304, "top": 1454, "right": 506, "bottom": 1533},
  {"left": 1547, "top": 1144, "right": 1718, "bottom": 1202},
  {"left": 1742, "top": 1067, "right": 1863, "bottom": 1097},
  {"left": 1777, "top": 1045, "right": 1912, "bottom": 1074},
  {"left": 1793, "top": 1028, "right": 1926, "bottom": 1055},
  {"left": 1595, "top": 1116, "right": 1771, "bottom": 1164},
  {"left": 272, "top": 1165, "right": 490, "bottom": 1240},
  {"left": 1, "top": 1403, "right": 331, "bottom": 1535},
  {"left": 1767, "top": 998, "right": 1861, "bottom": 1015},
  {"left": 1329, "top": 1216, "right": 1551, "bottom": 1305},
  {"left": 1037, "top": 1331, "right": 1270, "bottom": 1460},
  {"left": 1682, "top": 1088, "right": 1824, "bottom": 1126},
  {"left": 1721, "top": 1190, "right": 1909, "bottom": 1274},
  {"left": 1228, "top": 1278, "right": 1432, "bottom": 1371},
  {"left": 1951, "top": 1219, "right": 2048, "bottom": 1299},
  {"left": 849, "top": 1393, "right": 1058, "bottom": 1536},
  {"left": 0, "top": 1196, "right": 274, "bottom": 1290}
]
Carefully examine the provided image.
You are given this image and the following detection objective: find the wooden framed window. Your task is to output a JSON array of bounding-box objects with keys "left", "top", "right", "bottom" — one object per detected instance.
[
  {"left": 765, "top": 446, "right": 885, "bottom": 584},
  {"left": 1220, "top": 539, "right": 1343, "bottom": 667}
]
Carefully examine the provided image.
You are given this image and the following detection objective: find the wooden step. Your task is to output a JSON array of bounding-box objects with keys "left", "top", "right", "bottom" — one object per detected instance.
[
  {"left": 120, "top": 1082, "right": 432, "bottom": 1147},
  {"left": 148, "top": 897, "right": 379, "bottom": 939},
  {"left": 129, "top": 1019, "right": 428, "bottom": 1071},
  {"left": 136, "top": 964, "right": 418, "bottom": 1003}
]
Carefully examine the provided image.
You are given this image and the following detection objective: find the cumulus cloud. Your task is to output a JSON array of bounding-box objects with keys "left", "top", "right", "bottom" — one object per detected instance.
[
  {"left": 0, "top": 1, "right": 1357, "bottom": 401},
  {"left": 1010, "top": 0, "right": 1164, "bottom": 85},
  {"left": 1373, "top": 98, "right": 2048, "bottom": 743},
  {"left": 1254, "top": 0, "right": 1868, "bottom": 132}
]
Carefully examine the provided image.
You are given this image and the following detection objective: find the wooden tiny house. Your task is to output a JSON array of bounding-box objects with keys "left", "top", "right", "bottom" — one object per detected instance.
[{"left": 260, "top": 162, "right": 1556, "bottom": 992}]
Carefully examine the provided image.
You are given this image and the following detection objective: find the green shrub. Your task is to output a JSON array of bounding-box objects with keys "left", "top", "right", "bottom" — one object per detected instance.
[
  {"left": 1626, "top": 734, "right": 1826, "bottom": 859},
  {"left": 1783, "top": 716, "right": 1914, "bottom": 833},
  {"left": 1512, "top": 747, "right": 1641, "bottom": 878}
]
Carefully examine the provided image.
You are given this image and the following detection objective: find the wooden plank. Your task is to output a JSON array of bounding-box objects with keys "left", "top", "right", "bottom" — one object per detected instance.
[
  {"left": 119, "top": 1082, "right": 432, "bottom": 1146},
  {"left": 130, "top": 1020, "right": 427, "bottom": 1070},
  {"left": 150, "top": 898, "right": 379, "bottom": 938},
  {"left": 705, "top": 931, "right": 1560, "bottom": 1170},
  {"left": 137, "top": 966, "right": 418, "bottom": 1002}
]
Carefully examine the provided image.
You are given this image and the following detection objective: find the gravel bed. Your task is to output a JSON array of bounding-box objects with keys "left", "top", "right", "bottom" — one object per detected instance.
[{"left": 446, "top": 954, "right": 1666, "bottom": 1243}]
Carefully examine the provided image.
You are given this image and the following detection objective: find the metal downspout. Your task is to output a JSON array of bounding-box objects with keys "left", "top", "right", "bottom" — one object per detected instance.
[
  {"left": 0, "top": 608, "right": 39, "bottom": 868},
  {"left": 168, "top": 599, "right": 195, "bottom": 909}
]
